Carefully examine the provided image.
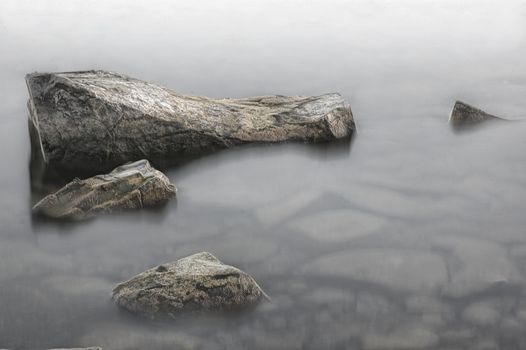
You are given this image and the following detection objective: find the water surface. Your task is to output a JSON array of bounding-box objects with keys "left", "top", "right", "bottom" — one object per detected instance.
[{"left": 1, "top": 0, "right": 526, "bottom": 349}]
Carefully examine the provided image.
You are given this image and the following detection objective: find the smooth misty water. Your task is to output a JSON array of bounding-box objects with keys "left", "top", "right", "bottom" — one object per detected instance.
[{"left": 2, "top": 0, "right": 526, "bottom": 349}]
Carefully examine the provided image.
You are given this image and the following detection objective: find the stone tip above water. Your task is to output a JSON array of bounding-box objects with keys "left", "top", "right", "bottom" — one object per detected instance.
[
  {"left": 449, "top": 101, "right": 503, "bottom": 127},
  {"left": 26, "top": 70, "right": 355, "bottom": 172},
  {"left": 32, "top": 159, "right": 176, "bottom": 220},
  {"left": 112, "top": 252, "right": 268, "bottom": 319}
]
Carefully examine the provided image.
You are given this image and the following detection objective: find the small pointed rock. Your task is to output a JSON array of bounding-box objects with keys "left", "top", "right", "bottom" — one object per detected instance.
[
  {"left": 33, "top": 159, "right": 176, "bottom": 220},
  {"left": 26, "top": 70, "right": 355, "bottom": 173},
  {"left": 112, "top": 252, "right": 267, "bottom": 319},
  {"left": 449, "top": 101, "right": 503, "bottom": 127}
]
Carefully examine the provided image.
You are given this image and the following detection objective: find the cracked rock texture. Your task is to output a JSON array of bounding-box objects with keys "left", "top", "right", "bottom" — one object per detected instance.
[
  {"left": 32, "top": 159, "right": 176, "bottom": 220},
  {"left": 26, "top": 70, "right": 355, "bottom": 172},
  {"left": 449, "top": 101, "right": 503, "bottom": 127},
  {"left": 112, "top": 252, "right": 267, "bottom": 319}
]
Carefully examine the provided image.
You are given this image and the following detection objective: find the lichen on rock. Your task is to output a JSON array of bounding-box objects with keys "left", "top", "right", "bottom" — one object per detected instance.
[
  {"left": 32, "top": 159, "right": 176, "bottom": 220},
  {"left": 112, "top": 252, "right": 268, "bottom": 319}
]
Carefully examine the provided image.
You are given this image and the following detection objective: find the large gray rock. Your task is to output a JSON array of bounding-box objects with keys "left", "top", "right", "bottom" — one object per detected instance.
[
  {"left": 112, "top": 252, "right": 268, "bottom": 319},
  {"left": 26, "top": 70, "right": 355, "bottom": 172},
  {"left": 33, "top": 159, "right": 176, "bottom": 220},
  {"left": 449, "top": 101, "right": 504, "bottom": 127}
]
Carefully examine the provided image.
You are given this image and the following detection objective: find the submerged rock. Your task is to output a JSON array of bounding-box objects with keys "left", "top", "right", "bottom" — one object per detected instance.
[
  {"left": 112, "top": 252, "right": 267, "bottom": 319},
  {"left": 449, "top": 101, "right": 504, "bottom": 127},
  {"left": 462, "top": 301, "right": 500, "bottom": 326},
  {"left": 26, "top": 70, "right": 355, "bottom": 173},
  {"left": 362, "top": 325, "right": 439, "bottom": 350},
  {"left": 77, "top": 321, "right": 210, "bottom": 350},
  {"left": 49, "top": 348, "right": 102, "bottom": 350},
  {"left": 3, "top": 348, "right": 103, "bottom": 350},
  {"left": 432, "top": 236, "right": 523, "bottom": 297},
  {"left": 303, "top": 248, "right": 448, "bottom": 292},
  {"left": 287, "top": 208, "right": 384, "bottom": 242},
  {"left": 32, "top": 159, "right": 176, "bottom": 220}
]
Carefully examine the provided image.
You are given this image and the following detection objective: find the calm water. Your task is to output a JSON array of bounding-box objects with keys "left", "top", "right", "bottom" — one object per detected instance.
[{"left": 2, "top": 0, "right": 526, "bottom": 349}]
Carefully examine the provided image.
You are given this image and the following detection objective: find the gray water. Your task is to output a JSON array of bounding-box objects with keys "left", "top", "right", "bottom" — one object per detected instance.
[{"left": 2, "top": 0, "right": 526, "bottom": 349}]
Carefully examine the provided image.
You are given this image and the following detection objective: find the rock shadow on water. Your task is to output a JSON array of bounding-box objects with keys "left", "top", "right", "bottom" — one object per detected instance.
[
  {"left": 30, "top": 201, "right": 176, "bottom": 233},
  {"left": 29, "top": 126, "right": 355, "bottom": 193},
  {"left": 168, "top": 133, "right": 356, "bottom": 178}
]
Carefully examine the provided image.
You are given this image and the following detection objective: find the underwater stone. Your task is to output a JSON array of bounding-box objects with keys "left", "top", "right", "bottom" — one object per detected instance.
[
  {"left": 32, "top": 159, "right": 176, "bottom": 220},
  {"left": 49, "top": 348, "right": 102, "bottom": 350},
  {"left": 112, "top": 252, "right": 268, "bottom": 319},
  {"left": 362, "top": 326, "right": 439, "bottom": 350},
  {"left": 26, "top": 70, "right": 355, "bottom": 173},
  {"left": 303, "top": 248, "right": 448, "bottom": 292}
]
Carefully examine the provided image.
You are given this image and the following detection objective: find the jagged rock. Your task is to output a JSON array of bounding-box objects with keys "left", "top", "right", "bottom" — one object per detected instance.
[
  {"left": 112, "top": 252, "right": 268, "bottom": 319},
  {"left": 32, "top": 159, "right": 176, "bottom": 220},
  {"left": 26, "top": 70, "right": 355, "bottom": 173},
  {"left": 449, "top": 101, "right": 504, "bottom": 127}
]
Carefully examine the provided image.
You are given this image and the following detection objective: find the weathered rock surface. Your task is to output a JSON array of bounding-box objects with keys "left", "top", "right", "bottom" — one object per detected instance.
[
  {"left": 33, "top": 159, "right": 176, "bottom": 220},
  {"left": 449, "top": 101, "right": 503, "bottom": 127},
  {"left": 26, "top": 70, "right": 355, "bottom": 172},
  {"left": 112, "top": 252, "right": 267, "bottom": 319}
]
